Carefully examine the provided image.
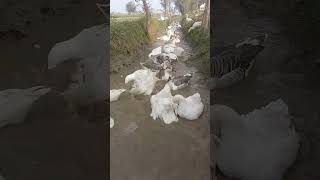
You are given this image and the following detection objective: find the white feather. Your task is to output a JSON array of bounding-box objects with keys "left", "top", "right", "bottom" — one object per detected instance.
[
  {"left": 0, "top": 86, "right": 51, "bottom": 128},
  {"left": 110, "top": 89, "right": 126, "bottom": 102},
  {"left": 47, "top": 24, "right": 108, "bottom": 106},
  {"left": 161, "top": 53, "right": 178, "bottom": 62},
  {"left": 188, "top": 21, "right": 202, "bottom": 33},
  {"left": 173, "top": 93, "right": 204, "bottom": 120},
  {"left": 62, "top": 56, "right": 108, "bottom": 105},
  {"left": 200, "top": 3, "right": 206, "bottom": 11},
  {"left": 157, "top": 35, "right": 171, "bottom": 41},
  {"left": 163, "top": 44, "right": 176, "bottom": 54},
  {"left": 148, "top": 46, "right": 163, "bottom": 58},
  {"left": 48, "top": 24, "right": 107, "bottom": 69},
  {"left": 110, "top": 116, "right": 114, "bottom": 128},
  {"left": 125, "top": 69, "right": 159, "bottom": 95},
  {"left": 150, "top": 84, "right": 178, "bottom": 124},
  {"left": 213, "top": 99, "right": 299, "bottom": 180}
]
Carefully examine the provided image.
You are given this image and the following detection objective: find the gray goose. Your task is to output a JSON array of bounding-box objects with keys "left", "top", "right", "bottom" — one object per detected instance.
[
  {"left": 168, "top": 73, "right": 193, "bottom": 91},
  {"left": 209, "top": 34, "right": 267, "bottom": 90}
]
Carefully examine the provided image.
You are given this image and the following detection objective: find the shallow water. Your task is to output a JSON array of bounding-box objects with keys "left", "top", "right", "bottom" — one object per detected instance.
[{"left": 110, "top": 29, "right": 210, "bottom": 180}]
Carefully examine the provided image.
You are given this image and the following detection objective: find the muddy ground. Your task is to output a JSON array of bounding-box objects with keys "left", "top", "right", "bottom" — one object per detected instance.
[
  {"left": 212, "top": 0, "right": 320, "bottom": 180},
  {"left": 0, "top": 0, "right": 108, "bottom": 179},
  {"left": 110, "top": 29, "right": 210, "bottom": 180}
]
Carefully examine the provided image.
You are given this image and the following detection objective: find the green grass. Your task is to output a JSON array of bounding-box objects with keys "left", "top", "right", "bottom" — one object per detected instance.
[
  {"left": 181, "top": 15, "right": 210, "bottom": 76},
  {"left": 150, "top": 17, "right": 167, "bottom": 38},
  {"left": 110, "top": 17, "right": 165, "bottom": 57},
  {"left": 111, "top": 13, "right": 144, "bottom": 18}
]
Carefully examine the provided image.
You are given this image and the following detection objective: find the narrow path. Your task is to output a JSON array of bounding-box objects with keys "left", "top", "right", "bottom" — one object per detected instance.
[
  {"left": 213, "top": 1, "right": 320, "bottom": 179},
  {"left": 110, "top": 26, "right": 210, "bottom": 179}
]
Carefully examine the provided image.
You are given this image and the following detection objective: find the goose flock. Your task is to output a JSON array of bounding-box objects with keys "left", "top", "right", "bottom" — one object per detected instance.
[
  {"left": 110, "top": 22, "right": 204, "bottom": 127},
  {"left": 210, "top": 34, "right": 300, "bottom": 179},
  {"left": 0, "top": 23, "right": 109, "bottom": 131},
  {"left": 0, "top": 7, "right": 300, "bottom": 180},
  {"left": 0, "top": 20, "right": 203, "bottom": 133}
]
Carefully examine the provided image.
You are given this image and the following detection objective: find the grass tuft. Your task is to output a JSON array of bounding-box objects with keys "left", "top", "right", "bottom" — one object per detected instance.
[
  {"left": 181, "top": 15, "right": 210, "bottom": 76},
  {"left": 111, "top": 17, "right": 166, "bottom": 57}
]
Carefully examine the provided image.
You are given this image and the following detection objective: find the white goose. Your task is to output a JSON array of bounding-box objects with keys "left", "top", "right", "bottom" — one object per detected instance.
[
  {"left": 157, "top": 35, "right": 171, "bottom": 41},
  {"left": 157, "top": 53, "right": 178, "bottom": 64},
  {"left": 61, "top": 56, "right": 108, "bottom": 106},
  {"left": 110, "top": 89, "right": 126, "bottom": 102},
  {"left": 148, "top": 46, "right": 163, "bottom": 58},
  {"left": 48, "top": 24, "right": 107, "bottom": 69},
  {"left": 163, "top": 44, "right": 176, "bottom": 54},
  {"left": 0, "top": 86, "right": 51, "bottom": 128},
  {"left": 161, "top": 53, "right": 178, "bottom": 62},
  {"left": 173, "top": 93, "right": 204, "bottom": 120},
  {"left": 150, "top": 84, "right": 178, "bottom": 124},
  {"left": 212, "top": 99, "right": 299, "bottom": 180},
  {"left": 188, "top": 21, "right": 202, "bottom": 33},
  {"left": 110, "top": 116, "right": 114, "bottom": 128},
  {"left": 48, "top": 24, "right": 108, "bottom": 106},
  {"left": 125, "top": 69, "right": 159, "bottom": 95},
  {"left": 200, "top": 3, "right": 206, "bottom": 11}
]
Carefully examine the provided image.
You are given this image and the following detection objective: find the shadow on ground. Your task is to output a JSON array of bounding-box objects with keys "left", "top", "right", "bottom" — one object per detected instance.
[{"left": 0, "top": 0, "right": 108, "bottom": 179}]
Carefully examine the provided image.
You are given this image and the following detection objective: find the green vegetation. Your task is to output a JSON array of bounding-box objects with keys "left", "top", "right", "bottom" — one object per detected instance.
[
  {"left": 111, "top": 17, "right": 166, "bottom": 57},
  {"left": 110, "top": 13, "right": 144, "bottom": 18},
  {"left": 181, "top": 15, "right": 210, "bottom": 75}
]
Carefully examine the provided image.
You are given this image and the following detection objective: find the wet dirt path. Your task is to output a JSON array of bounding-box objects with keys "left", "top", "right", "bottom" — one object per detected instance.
[
  {"left": 213, "top": 0, "right": 320, "bottom": 180},
  {"left": 110, "top": 29, "right": 210, "bottom": 179}
]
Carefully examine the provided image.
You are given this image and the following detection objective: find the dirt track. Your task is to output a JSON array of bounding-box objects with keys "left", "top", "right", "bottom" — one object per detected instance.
[{"left": 110, "top": 28, "right": 210, "bottom": 180}]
